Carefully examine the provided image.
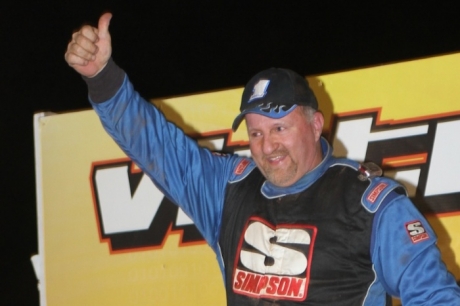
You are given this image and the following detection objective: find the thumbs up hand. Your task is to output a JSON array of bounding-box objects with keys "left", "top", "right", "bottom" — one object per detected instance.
[{"left": 65, "top": 13, "right": 113, "bottom": 78}]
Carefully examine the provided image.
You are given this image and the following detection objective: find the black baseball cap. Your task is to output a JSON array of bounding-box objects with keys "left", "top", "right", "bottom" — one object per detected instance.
[{"left": 232, "top": 68, "right": 318, "bottom": 131}]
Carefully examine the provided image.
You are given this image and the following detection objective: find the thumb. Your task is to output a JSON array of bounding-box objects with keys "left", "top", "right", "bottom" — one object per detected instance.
[{"left": 98, "top": 12, "right": 112, "bottom": 38}]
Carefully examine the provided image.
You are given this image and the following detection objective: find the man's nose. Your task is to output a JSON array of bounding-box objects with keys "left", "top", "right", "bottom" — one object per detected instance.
[{"left": 262, "top": 135, "right": 278, "bottom": 155}]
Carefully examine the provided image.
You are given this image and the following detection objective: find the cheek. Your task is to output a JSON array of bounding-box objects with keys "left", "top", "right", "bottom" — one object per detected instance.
[
  {"left": 249, "top": 141, "right": 261, "bottom": 158},
  {"left": 249, "top": 140, "right": 269, "bottom": 169},
  {"left": 291, "top": 130, "right": 315, "bottom": 157}
]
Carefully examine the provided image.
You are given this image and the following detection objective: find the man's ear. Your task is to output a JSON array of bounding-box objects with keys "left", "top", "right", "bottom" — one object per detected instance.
[{"left": 312, "top": 111, "right": 324, "bottom": 141}]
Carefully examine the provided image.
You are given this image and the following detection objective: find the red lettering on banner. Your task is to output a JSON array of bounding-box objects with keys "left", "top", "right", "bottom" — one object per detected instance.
[
  {"left": 242, "top": 273, "right": 260, "bottom": 293},
  {"left": 235, "top": 159, "right": 250, "bottom": 175},
  {"left": 256, "top": 276, "right": 269, "bottom": 294},
  {"left": 233, "top": 269, "right": 306, "bottom": 301},
  {"left": 266, "top": 276, "right": 279, "bottom": 294},
  {"left": 411, "top": 232, "right": 429, "bottom": 243},
  {"left": 241, "top": 271, "right": 252, "bottom": 290},
  {"left": 287, "top": 278, "right": 303, "bottom": 297},
  {"left": 234, "top": 271, "right": 245, "bottom": 289},
  {"left": 277, "top": 277, "right": 289, "bottom": 295},
  {"left": 367, "top": 183, "right": 388, "bottom": 203}
]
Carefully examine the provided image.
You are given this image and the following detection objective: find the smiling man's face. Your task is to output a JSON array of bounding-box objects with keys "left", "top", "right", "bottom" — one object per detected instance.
[{"left": 246, "top": 106, "right": 324, "bottom": 187}]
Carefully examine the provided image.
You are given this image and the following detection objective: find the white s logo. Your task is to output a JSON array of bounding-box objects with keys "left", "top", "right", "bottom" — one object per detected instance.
[{"left": 240, "top": 221, "right": 310, "bottom": 275}]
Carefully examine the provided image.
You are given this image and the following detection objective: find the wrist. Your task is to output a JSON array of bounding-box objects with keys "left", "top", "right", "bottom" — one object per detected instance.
[{"left": 83, "top": 58, "right": 125, "bottom": 103}]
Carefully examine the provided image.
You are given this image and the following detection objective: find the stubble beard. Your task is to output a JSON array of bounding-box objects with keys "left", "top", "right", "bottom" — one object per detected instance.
[{"left": 259, "top": 150, "right": 298, "bottom": 187}]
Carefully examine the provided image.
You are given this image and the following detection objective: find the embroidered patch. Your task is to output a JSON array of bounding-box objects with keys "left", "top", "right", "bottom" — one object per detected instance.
[
  {"left": 249, "top": 80, "right": 270, "bottom": 102},
  {"left": 367, "top": 183, "right": 388, "bottom": 203},
  {"left": 233, "top": 218, "right": 317, "bottom": 301},
  {"left": 406, "top": 220, "right": 430, "bottom": 243},
  {"left": 235, "top": 159, "right": 250, "bottom": 175}
]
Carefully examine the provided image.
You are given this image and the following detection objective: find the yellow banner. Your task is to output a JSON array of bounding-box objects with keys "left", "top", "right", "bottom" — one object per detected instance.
[{"left": 34, "top": 52, "right": 460, "bottom": 305}]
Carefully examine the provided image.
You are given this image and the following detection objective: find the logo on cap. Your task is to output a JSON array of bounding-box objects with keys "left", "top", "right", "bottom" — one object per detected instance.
[{"left": 248, "top": 80, "right": 270, "bottom": 103}]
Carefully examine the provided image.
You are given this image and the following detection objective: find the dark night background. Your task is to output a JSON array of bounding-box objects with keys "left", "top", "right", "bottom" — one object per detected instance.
[{"left": 2, "top": 2, "right": 460, "bottom": 305}]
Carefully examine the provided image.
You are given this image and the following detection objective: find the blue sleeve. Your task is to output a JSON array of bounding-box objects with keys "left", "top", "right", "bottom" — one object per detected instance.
[
  {"left": 90, "top": 74, "right": 241, "bottom": 247},
  {"left": 372, "top": 194, "right": 460, "bottom": 305}
]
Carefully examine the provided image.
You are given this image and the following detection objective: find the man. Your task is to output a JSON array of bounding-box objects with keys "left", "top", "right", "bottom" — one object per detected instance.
[{"left": 65, "top": 13, "right": 460, "bottom": 305}]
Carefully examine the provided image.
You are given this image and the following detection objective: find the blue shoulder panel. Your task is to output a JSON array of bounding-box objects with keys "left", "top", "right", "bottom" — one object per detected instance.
[
  {"left": 361, "top": 176, "right": 407, "bottom": 213},
  {"left": 228, "top": 157, "right": 257, "bottom": 183}
]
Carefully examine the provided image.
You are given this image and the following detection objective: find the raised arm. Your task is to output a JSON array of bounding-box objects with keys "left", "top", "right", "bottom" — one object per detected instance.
[{"left": 62, "top": 13, "right": 244, "bottom": 252}]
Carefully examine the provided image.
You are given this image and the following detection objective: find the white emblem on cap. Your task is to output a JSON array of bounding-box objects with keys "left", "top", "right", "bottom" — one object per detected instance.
[{"left": 248, "top": 80, "right": 270, "bottom": 103}]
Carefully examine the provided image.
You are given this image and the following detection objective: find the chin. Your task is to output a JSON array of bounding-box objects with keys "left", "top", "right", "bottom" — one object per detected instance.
[{"left": 266, "top": 174, "right": 297, "bottom": 187}]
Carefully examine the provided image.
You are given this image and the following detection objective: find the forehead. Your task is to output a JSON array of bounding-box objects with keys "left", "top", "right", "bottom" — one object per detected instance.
[{"left": 245, "top": 108, "right": 305, "bottom": 129}]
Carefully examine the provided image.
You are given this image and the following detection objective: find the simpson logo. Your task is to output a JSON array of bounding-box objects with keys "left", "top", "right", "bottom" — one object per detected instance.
[
  {"left": 406, "top": 221, "right": 430, "bottom": 243},
  {"left": 233, "top": 219, "right": 316, "bottom": 301},
  {"left": 233, "top": 270, "right": 306, "bottom": 299},
  {"left": 235, "top": 159, "right": 250, "bottom": 175},
  {"left": 367, "top": 183, "right": 388, "bottom": 203}
]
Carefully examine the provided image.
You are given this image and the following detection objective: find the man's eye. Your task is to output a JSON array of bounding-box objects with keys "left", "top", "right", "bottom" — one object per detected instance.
[{"left": 276, "top": 126, "right": 285, "bottom": 132}]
